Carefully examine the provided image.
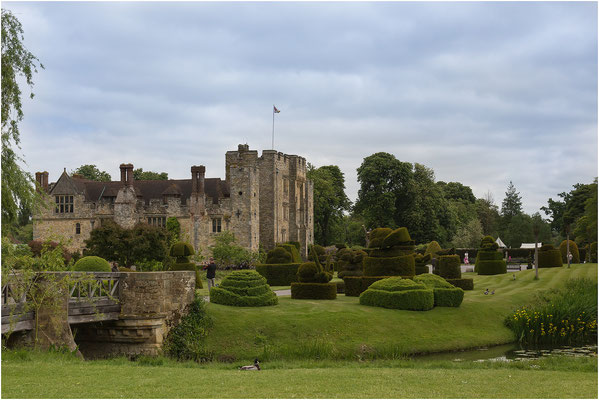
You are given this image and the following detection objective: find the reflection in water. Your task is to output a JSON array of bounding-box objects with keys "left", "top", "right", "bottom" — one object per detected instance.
[{"left": 412, "top": 344, "right": 598, "bottom": 362}]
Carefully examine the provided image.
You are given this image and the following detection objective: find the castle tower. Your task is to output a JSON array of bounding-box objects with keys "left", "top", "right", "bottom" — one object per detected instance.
[{"left": 225, "top": 144, "right": 260, "bottom": 251}]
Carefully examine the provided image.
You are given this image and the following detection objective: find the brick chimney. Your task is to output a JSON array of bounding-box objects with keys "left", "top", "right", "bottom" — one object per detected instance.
[
  {"left": 120, "top": 163, "right": 134, "bottom": 186},
  {"left": 191, "top": 165, "right": 205, "bottom": 194},
  {"left": 35, "top": 172, "right": 42, "bottom": 192},
  {"left": 198, "top": 165, "right": 205, "bottom": 195},
  {"left": 42, "top": 171, "right": 49, "bottom": 192}
]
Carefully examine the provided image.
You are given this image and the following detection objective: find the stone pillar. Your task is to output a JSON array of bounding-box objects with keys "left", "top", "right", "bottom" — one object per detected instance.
[{"left": 198, "top": 165, "right": 205, "bottom": 195}]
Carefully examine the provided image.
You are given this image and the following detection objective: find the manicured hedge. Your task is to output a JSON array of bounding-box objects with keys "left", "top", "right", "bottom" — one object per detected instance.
[
  {"left": 359, "top": 277, "right": 434, "bottom": 311},
  {"left": 290, "top": 282, "right": 337, "bottom": 300},
  {"left": 476, "top": 260, "right": 507, "bottom": 275},
  {"left": 277, "top": 243, "right": 302, "bottom": 263},
  {"left": 475, "top": 236, "right": 506, "bottom": 275},
  {"left": 265, "top": 247, "right": 292, "bottom": 264},
  {"left": 425, "top": 241, "right": 442, "bottom": 257},
  {"left": 368, "top": 228, "right": 393, "bottom": 248},
  {"left": 73, "top": 256, "right": 110, "bottom": 272},
  {"left": 559, "top": 240, "right": 580, "bottom": 264},
  {"left": 210, "top": 270, "right": 278, "bottom": 307},
  {"left": 381, "top": 227, "right": 412, "bottom": 248},
  {"left": 363, "top": 255, "right": 415, "bottom": 277},
  {"left": 337, "top": 249, "right": 366, "bottom": 278},
  {"left": 455, "top": 248, "right": 478, "bottom": 263},
  {"left": 506, "top": 248, "right": 532, "bottom": 258},
  {"left": 538, "top": 244, "right": 563, "bottom": 268},
  {"left": 369, "top": 247, "right": 414, "bottom": 258},
  {"left": 438, "top": 255, "right": 461, "bottom": 279},
  {"left": 414, "top": 253, "right": 431, "bottom": 275},
  {"left": 413, "top": 273, "right": 464, "bottom": 307},
  {"left": 255, "top": 263, "right": 301, "bottom": 285},
  {"left": 343, "top": 275, "right": 414, "bottom": 297},
  {"left": 335, "top": 280, "right": 345, "bottom": 294},
  {"left": 590, "top": 242, "right": 598, "bottom": 263},
  {"left": 446, "top": 278, "right": 474, "bottom": 291}
]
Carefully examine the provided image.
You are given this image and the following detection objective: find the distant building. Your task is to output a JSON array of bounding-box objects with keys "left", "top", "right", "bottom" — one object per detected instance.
[{"left": 33, "top": 144, "right": 314, "bottom": 257}]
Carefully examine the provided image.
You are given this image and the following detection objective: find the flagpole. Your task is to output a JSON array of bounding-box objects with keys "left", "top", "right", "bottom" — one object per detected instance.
[{"left": 272, "top": 105, "right": 275, "bottom": 150}]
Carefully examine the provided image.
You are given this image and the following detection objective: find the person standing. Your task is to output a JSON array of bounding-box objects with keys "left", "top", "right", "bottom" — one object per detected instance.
[{"left": 204, "top": 257, "right": 217, "bottom": 290}]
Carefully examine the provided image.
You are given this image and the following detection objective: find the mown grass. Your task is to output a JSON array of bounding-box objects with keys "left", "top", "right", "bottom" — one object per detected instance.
[
  {"left": 203, "top": 264, "right": 597, "bottom": 361},
  {"left": 2, "top": 350, "right": 596, "bottom": 398}
]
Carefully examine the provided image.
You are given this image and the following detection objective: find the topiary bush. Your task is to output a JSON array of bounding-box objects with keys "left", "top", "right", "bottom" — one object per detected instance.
[
  {"left": 363, "top": 255, "right": 415, "bottom": 277},
  {"left": 381, "top": 227, "right": 413, "bottom": 248},
  {"left": 437, "top": 255, "right": 461, "bottom": 279},
  {"left": 255, "top": 263, "right": 301, "bottom": 286},
  {"left": 169, "top": 241, "right": 202, "bottom": 288},
  {"left": 368, "top": 228, "right": 393, "bottom": 248},
  {"left": 337, "top": 249, "right": 366, "bottom": 279},
  {"left": 414, "top": 253, "right": 431, "bottom": 275},
  {"left": 590, "top": 242, "right": 598, "bottom": 263},
  {"left": 413, "top": 274, "right": 464, "bottom": 307},
  {"left": 73, "top": 256, "right": 111, "bottom": 272},
  {"left": 475, "top": 236, "right": 506, "bottom": 275},
  {"left": 559, "top": 240, "right": 580, "bottom": 264},
  {"left": 265, "top": 247, "right": 293, "bottom": 264},
  {"left": 359, "top": 277, "right": 434, "bottom": 311},
  {"left": 446, "top": 278, "right": 474, "bottom": 291},
  {"left": 425, "top": 241, "right": 442, "bottom": 257},
  {"left": 291, "top": 245, "right": 336, "bottom": 300},
  {"left": 276, "top": 243, "right": 302, "bottom": 263},
  {"left": 209, "top": 270, "right": 278, "bottom": 307},
  {"left": 538, "top": 244, "right": 563, "bottom": 268}
]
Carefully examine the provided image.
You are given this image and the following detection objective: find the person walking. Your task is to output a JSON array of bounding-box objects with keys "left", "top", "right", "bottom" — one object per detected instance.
[{"left": 204, "top": 257, "right": 217, "bottom": 291}]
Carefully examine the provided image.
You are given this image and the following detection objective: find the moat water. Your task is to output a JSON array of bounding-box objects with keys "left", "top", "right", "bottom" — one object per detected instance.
[{"left": 412, "top": 343, "right": 597, "bottom": 362}]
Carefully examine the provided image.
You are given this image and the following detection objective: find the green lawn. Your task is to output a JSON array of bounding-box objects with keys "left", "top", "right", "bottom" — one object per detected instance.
[
  {"left": 1, "top": 352, "right": 596, "bottom": 398},
  {"left": 203, "top": 264, "right": 597, "bottom": 360}
]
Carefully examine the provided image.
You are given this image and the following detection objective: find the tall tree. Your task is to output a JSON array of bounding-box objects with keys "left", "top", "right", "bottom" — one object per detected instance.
[
  {"left": 1, "top": 10, "right": 44, "bottom": 230},
  {"left": 354, "top": 152, "right": 412, "bottom": 229},
  {"left": 133, "top": 168, "right": 168, "bottom": 180},
  {"left": 307, "top": 164, "right": 351, "bottom": 245},
  {"left": 501, "top": 181, "right": 523, "bottom": 221},
  {"left": 476, "top": 195, "right": 500, "bottom": 236},
  {"left": 72, "top": 164, "right": 111, "bottom": 181}
]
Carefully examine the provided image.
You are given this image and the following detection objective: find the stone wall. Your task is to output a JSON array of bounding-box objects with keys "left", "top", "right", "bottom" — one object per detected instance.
[{"left": 75, "top": 271, "right": 195, "bottom": 359}]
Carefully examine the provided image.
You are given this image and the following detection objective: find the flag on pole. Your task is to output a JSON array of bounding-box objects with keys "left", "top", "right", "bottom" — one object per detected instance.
[{"left": 273, "top": 105, "right": 280, "bottom": 113}]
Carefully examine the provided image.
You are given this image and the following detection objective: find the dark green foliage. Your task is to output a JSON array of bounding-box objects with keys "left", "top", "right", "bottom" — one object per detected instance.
[
  {"left": 414, "top": 253, "right": 431, "bottom": 275},
  {"left": 579, "top": 247, "right": 587, "bottom": 262},
  {"left": 297, "top": 262, "right": 319, "bottom": 282},
  {"left": 446, "top": 278, "right": 474, "bottom": 291},
  {"left": 290, "top": 282, "right": 337, "bottom": 300},
  {"left": 438, "top": 255, "right": 461, "bottom": 279},
  {"left": 506, "top": 248, "right": 531, "bottom": 258},
  {"left": 475, "top": 235, "right": 506, "bottom": 275},
  {"left": 559, "top": 240, "right": 580, "bottom": 263},
  {"left": 363, "top": 255, "right": 414, "bottom": 277},
  {"left": 343, "top": 276, "right": 363, "bottom": 296},
  {"left": 166, "top": 217, "right": 181, "bottom": 242},
  {"left": 265, "top": 247, "right": 292, "bottom": 264},
  {"left": 436, "top": 247, "right": 456, "bottom": 256},
  {"left": 209, "top": 270, "right": 277, "bottom": 307},
  {"left": 337, "top": 248, "right": 366, "bottom": 278},
  {"left": 590, "top": 242, "right": 597, "bottom": 262},
  {"left": 163, "top": 296, "right": 212, "bottom": 361},
  {"left": 169, "top": 242, "right": 194, "bottom": 260},
  {"left": 286, "top": 241, "right": 301, "bottom": 251},
  {"left": 277, "top": 243, "right": 302, "bottom": 263},
  {"left": 359, "top": 277, "right": 434, "bottom": 311},
  {"left": 425, "top": 241, "right": 442, "bottom": 257},
  {"left": 381, "top": 227, "right": 412, "bottom": 248},
  {"left": 335, "top": 280, "right": 345, "bottom": 293},
  {"left": 538, "top": 244, "right": 563, "bottom": 268},
  {"left": 368, "top": 247, "right": 414, "bottom": 258},
  {"left": 368, "top": 228, "right": 393, "bottom": 248},
  {"left": 335, "top": 243, "right": 347, "bottom": 250},
  {"left": 133, "top": 168, "right": 168, "bottom": 180},
  {"left": 255, "top": 263, "right": 301, "bottom": 285},
  {"left": 414, "top": 274, "right": 464, "bottom": 307},
  {"left": 72, "top": 256, "right": 110, "bottom": 272},
  {"left": 72, "top": 164, "right": 111, "bottom": 181}
]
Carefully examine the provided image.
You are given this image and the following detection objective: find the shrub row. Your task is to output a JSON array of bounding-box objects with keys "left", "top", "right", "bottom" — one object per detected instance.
[
  {"left": 538, "top": 244, "right": 563, "bottom": 268},
  {"left": 255, "top": 263, "right": 301, "bottom": 285},
  {"left": 290, "top": 282, "right": 337, "bottom": 300},
  {"left": 363, "top": 255, "right": 415, "bottom": 277}
]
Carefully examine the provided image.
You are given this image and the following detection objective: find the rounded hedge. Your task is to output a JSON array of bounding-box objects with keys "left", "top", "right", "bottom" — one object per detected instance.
[
  {"left": 297, "top": 262, "right": 319, "bottom": 282},
  {"left": 368, "top": 228, "right": 393, "bottom": 248},
  {"left": 538, "top": 245, "right": 563, "bottom": 268},
  {"left": 438, "top": 255, "right": 461, "bottom": 279},
  {"left": 290, "top": 282, "right": 337, "bottom": 300},
  {"left": 73, "top": 256, "right": 111, "bottom": 272},
  {"left": 382, "top": 227, "right": 412, "bottom": 248},
  {"left": 210, "top": 270, "right": 278, "bottom": 307},
  {"left": 425, "top": 241, "right": 442, "bottom": 257},
  {"left": 265, "top": 247, "right": 293, "bottom": 264},
  {"left": 559, "top": 240, "right": 580, "bottom": 264},
  {"left": 255, "top": 263, "right": 301, "bottom": 286},
  {"left": 413, "top": 274, "right": 464, "bottom": 307},
  {"left": 277, "top": 243, "right": 302, "bottom": 263},
  {"left": 363, "top": 255, "right": 415, "bottom": 277},
  {"left": 359, "top": 277, "right": 434, "bottom": 311}
]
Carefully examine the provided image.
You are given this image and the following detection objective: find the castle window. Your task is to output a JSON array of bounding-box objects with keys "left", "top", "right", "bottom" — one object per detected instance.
[
  {"left": 147, "top": 216, "right": 166, "bottom": 227},
  {"left": 212, "top": 218, "right": 222, "bottom": 233},
  {"left": 55, "top": 195, "right": 74, "bottom": 214},
  {"left": 75, "top": 223, "right": 81, "bottom": 234}
]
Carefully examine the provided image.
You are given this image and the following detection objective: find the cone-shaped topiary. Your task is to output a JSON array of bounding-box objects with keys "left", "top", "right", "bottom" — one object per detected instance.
[
  {"left": 475, "top": 235, "right": 506, "bottom": 275},
  {"left": 359, "top": 277, "right": 434, "bottom": 311},
  {"left": 413, "top": 273, "right": 464, "bottom": 307},
  {"left": 169, "top": 241, "right": 202, "bottom": 288},
  {"left": 210, "top": 270, "right": 278, "bottom": 307},
  {"left": 538, "top": 244, "right": 563, "bottom": 268},
  {"left": 73, "top": 256, "right": 111, "bottom": 272},
  {"left": 559, "top": 240, "right": 580, "bottom": 264},
  {"left": 368, "top": 228, "right": 393, "bottom": 248}
]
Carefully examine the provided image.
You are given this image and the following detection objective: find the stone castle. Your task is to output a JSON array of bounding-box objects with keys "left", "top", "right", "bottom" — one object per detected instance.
[{"left": 32, "top": 145, "right": 314, "bottom": 257}]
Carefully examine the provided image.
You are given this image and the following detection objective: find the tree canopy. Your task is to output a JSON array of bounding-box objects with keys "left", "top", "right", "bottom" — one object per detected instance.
[
  {"left": 1, "top": 10, "right": 44, "bottom": 230},
  {"left": 133, "top": 168, "right": 168, "bottom": 180},
  {"left": 72, "top": 164, "right": 111, "bottom": 181}
]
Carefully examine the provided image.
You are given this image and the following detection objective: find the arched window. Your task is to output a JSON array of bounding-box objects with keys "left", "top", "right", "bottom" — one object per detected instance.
[{"left": 75, "top": 223, "right": 81, "bottom": 235}]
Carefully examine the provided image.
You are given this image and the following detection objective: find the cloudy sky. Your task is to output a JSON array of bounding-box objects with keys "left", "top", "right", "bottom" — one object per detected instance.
[{"left": 5, "top": 1, "right": 598, "bottom": 215}]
